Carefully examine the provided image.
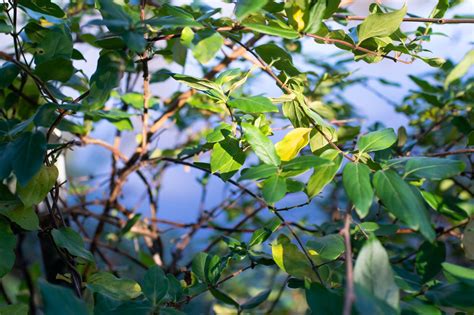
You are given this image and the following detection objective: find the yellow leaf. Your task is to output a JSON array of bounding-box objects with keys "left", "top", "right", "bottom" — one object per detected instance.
[
  {"left": 275, "top": 128, "right": 311, "bottom": 161},
  {"left": 292, "top": 9, "right": 306, "bottom": 32}
]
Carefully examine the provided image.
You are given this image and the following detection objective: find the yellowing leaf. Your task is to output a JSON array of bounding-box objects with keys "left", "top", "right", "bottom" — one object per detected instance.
[
  {"left": 292, "top": 9, "right": 306, "bottom": 32},
  {"left": 275, "top": 128, "right": 311, "bottom": 161}
]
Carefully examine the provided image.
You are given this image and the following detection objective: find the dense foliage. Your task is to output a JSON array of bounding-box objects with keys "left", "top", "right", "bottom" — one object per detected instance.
[{"left": 0, "top": 0, "right": 473, "bottom": 314}]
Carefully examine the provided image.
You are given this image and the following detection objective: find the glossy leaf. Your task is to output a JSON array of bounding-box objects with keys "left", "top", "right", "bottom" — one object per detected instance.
[
  {"left": 354, "top": 237, "right": 399, "bottom": 315},
  {"left": 210, "top": 138, "right": 245, "bottom": 180},
  {"left": 281, "top": 155, "right": 332, "bottom": 172},
  {"left": 343, "top": 163, "right": 373, "bottom": 218},
  {"left": 191, "top": 252, "right": 222, "bottom": 285},
  {"left": 306, "top": 149, "right": 342, "bottom": 199},
  {"left": 272, "top": 234, "right": 316, "bottom": 281},
  {"left": 227, "top": 96, "right": 278, "bottom": 113},
  {"left": 357, "top": 128, "right": 397, "bottom": 153},
  {"left": 275, "top": 128, "right": 311, "bottom": 161},
  {"left": 358, "top": 5, "right": 407, "bottom": 44},
  {"left": 373, "top": 170, "right": 435, "bottom": 241},
  {"left": 307, "top": 234, "right": 344, "bottom": 261},
  {"left": 242, "top": 122, "right": 281, "bottom": 166},
  {"left": 239, "top": 164, "right": 278, "bottom": 181},
  {"left": 404, "top": 157, "right": 465, "bottom": 180},
  {"left": 248, "top": 218, "right": 281, "bottom": 247},
  {"left": 262, "top": 175, "right": 287, "bottom": 204},
  {"left": 243, "top": 22, "right": 300, "bottom": 39}
]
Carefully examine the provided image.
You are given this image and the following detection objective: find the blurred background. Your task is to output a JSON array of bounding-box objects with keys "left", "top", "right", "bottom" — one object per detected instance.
[{"left": 66, "top": 0, "right": 473, "bottom": 232}]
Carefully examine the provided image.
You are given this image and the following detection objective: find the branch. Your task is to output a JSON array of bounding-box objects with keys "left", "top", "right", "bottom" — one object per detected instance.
[
  {"left": 333, "top": 14, "right": 474, "bottom": 24},
  {"left": 305, "top": 33, "right": 412, "bottom": 64},
  {"left": 341, "top": 210, "right": 355, "bottom": 315}
]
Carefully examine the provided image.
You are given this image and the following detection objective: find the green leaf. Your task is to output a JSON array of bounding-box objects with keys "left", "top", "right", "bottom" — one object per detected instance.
[
  {"left": 444, "top": 49, "right": 474, "bottom": 88},
  {"left": 272, "top": 234, "right": 316, "bottom": 281},
  {"left": 0, "top": 304, "right": 29, "bottom": 315},
  {"left": 27, "top": 24, "right": 73, "bottom": 65},
  {"left": 85, "top": 50, "right": 125, "bottom": 109},
  {"left": 357, "top": 4, "right": 407, "bottom": 44},
  {"left": 146, "top": 16, "right": 201, "bottom": 29},
  {"left": 462, "top": 220, "right": 474, "bottom": 260},
  {"left": 165, "top": 274, "right": 183, "bottom": 302},
  {"left": 210, "top": 288, "right": 239, "bottom": 308},
  {"left": 309, "top": 126, "right": 338, "bottom": 152},
  {"left": 86, "top": 109, "right": 133, "bottom": 131},
  {"left": 275, "top": 128, "right": 311, "bottom": 161},
  {"left": 421, "top": 191, "right": 467, "bottom": 220},
  {"left": 442, "top": 262, "right": 474, "bottom": 285},
  {"left": 210, "top": 138, "right": 246, "bottom": 180},
  {"left": 0, "top": 218, "right": 16, "bottom": 277},
  {"left": 306, "top": 149, "right": 342, "bottom": 199},
  {"left": 415, "top": 241, "right": 446, "bottom": 283},
  {"left": 430, "top": 0, "right": 449, "bottom": 18},
  {"left": 88, "top": 272, "right": 142, "bottom": 301},
  {"left": 19, "top": 0, "right": 65, "bottom": 18},
  {"left": 243, "top": 22, "right": 300, "bottom": 39},
  {"left": 235, "top": 0, "right": 268, "bottom": 20},
  {"left": 303, "top": 0, "right": 326, "bottom": 34},
  {"left": 17, "top": 165, "right": 58, "bottom": 206},
  {"left": 255, "top": 43, "right": 300, "bottom": 76},
  {"left": 12, "top": 131, "right": 47, "bottom": 186},
  {"left": 0, "top": 62, "right": 20, "bottom": 89},
  {"left": 121, "top": 92, "right": 159, "bottom": 110},
  {"left": 343, "top": 163, "right": 373, "bottom": 218},
  {"left": 34, "top": 58, "right": 74, "bottom": 82},
  {"left": 170, "top": 73, "right": 225, "bottom": 100},
  {"left": 306, "top": 234, "right": 344, "bottom": 261},
  {"left": 354, "top": 237, "right": 399, "bottom": 315},
  {"left": 142, "top": 265, "right": 169, "bottom": 306},
  {"left": 400, "top": 298, "right": 441, "bottom": 315},
  {"left": 241, "top": 289, "right": 271, "bottom": 310},
  {"left": 357, "top": 128, "right": 397, "bottom": 153},
  {"left": 0, "top": 185, "right": 39, "bottom": 230},
  {"left": 39, "top": 281, "right": 89, "bottom": 315},
  {"left": 281, "top": 155, "right": 333, "bottom": 172},
  {"left": 51, "top": 227, "right": 95, "bottom": 262},
  {"left": 262, "top": 175, "right": 287, "bottom": 204},
  {"left": 373, "top": 170, "right": 435, "bottom": 241},
  {"left": 242, "top": 122, "right": 280, "bottom": 166},
  {"left": 191, "top": 252, "right": 222, "bottom": 285},
  {"left": 305, "top": 282, "right": 343, "bottom": 315},
  {"left": 404, "top": 157, "right": 465, "bottom": 180},
  {"left": 227, "top": 96, "right": 278, "bottom": 113},
  {"left": 192, "top": 31, "right": 224, "bottom": 64},
  {"left": 248, "top": 218, "right": 281, "bottom": 247},
  {"left": 425, "top": 282, "right": 474, "bottom": 312},
  {"left": 239, "top": 164, "right": 278, "bottom": 181}
]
